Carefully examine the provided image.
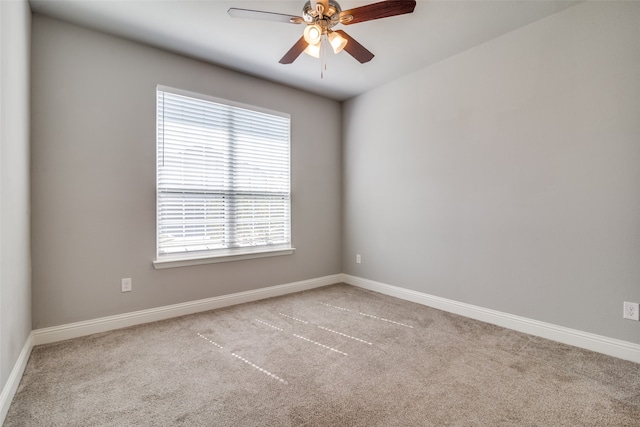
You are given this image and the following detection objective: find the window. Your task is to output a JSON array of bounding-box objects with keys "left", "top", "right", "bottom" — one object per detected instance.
[{"left": 154, "top": 86, "right": 293, "bottom": 268}]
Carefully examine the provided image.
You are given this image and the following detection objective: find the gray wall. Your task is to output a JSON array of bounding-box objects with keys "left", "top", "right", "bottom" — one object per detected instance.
[
  {"left": 343, "top": 1, "right": 640, "bottom": 343},
  {"left": 0, "top": 0, "right": 31, "bottom": 397},
  {"left": 31, "top": 15, "right": 342, "bottom": 329}
]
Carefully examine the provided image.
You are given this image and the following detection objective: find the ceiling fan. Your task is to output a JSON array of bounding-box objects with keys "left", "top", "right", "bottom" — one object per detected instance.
[{"left": 228, "top": 0, "right": 417, "bottom": 65}]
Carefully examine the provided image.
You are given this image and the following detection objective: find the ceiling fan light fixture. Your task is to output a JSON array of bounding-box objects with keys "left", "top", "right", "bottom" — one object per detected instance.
[
  {"left": 328, "top": 31, "right": 347, "bottom": 54},
  {"left": 304, "top": 42, "right": 321, "bottom": 58},
  {"left": 229, "top": 0, "right": 417, "bottom": 66},
  {"left": 303, "top": 24, "right": 322, "bottom": 45}
]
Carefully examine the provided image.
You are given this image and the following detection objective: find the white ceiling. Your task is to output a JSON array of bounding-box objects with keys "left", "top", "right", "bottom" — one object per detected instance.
[{"left": 29, "top": 0, "right": 579, "bottom": 101}]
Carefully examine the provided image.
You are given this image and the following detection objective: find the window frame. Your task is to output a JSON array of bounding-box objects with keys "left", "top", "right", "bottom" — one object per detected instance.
[{"left": 153, "top": 85, "right": 294, "bottom": 269}]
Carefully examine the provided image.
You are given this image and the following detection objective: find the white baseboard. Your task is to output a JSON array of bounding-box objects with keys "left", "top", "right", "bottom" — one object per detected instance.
[
  {"left": 342, "top": 274, "right": 640, "bottom": 364},
  {"left": 33, "top": 274, "right": 342, "bottom": 346},
  {"left": 0, "top": 333, "right": 33, "bottom": 425},
  {"left": 17, "top": 271, "right": 639, "bottom": 418}
]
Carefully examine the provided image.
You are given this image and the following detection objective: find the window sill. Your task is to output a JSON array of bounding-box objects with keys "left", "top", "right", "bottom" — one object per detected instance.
[{"left": 153, "top": 247, "right": 295, "bottom": 270}]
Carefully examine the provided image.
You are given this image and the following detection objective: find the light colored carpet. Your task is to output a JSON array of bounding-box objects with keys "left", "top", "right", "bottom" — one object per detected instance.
[{"left": 5, "top": 283, "right": 640, "bottom": 426}]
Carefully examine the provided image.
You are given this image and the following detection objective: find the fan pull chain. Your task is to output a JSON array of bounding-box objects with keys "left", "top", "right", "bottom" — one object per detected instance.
[{"left": 320, "top": 34, "right": 327, "bottom": 79}]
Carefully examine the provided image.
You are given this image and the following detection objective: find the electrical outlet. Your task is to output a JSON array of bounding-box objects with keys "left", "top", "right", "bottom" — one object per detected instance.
[
  {"left": 623, "top": 301, "right": 639, "bottom": 321},
  {"left": 356, "top": 254, "right": 361, "bottom": 264},
  {"left": 121, "top": 278, "right": 132, "bottom": 293}
]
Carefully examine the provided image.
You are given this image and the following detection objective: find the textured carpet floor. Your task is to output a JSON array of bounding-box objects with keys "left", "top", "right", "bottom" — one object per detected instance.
[{"left": 5, "top": 284, "right": 640, "bottom": 426}]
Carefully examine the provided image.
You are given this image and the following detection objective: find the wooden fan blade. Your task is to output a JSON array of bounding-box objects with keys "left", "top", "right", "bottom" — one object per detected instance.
[
  {"left": 228, "top": 8, "right": 304, "bottom": 24},
  {"left": 335, "top": 30, "right": 374, "bottom": 63},
  {"left": 339, "top": 0, "right": 416, "bottom": 25},
  {"left": 279, "top": 37, "right": 309, "bottom": 64}
]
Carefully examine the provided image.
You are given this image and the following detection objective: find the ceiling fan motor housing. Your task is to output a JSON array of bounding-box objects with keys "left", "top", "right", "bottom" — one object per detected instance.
[{"left": 302, "top": 0, "right": 343, "bottom": 30}]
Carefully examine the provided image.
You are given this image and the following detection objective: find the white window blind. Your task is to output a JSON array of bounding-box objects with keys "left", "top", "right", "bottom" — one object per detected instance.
[{"left": 156, "top": 86, "right": 291, "bottom": 261}]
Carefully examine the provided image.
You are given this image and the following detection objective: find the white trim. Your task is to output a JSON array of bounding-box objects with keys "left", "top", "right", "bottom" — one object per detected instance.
[
  {"left": 32, "top": 274, "right": 341, "bottom": 346},
  {"left": 153, "top": 247, "right": 295, "bottom": 269},
  {"left": 0, "top": 333, "right": 33, "bottom": 425},
  {"left": 342, "top": 274, "right": 640, "bottom": 364}
]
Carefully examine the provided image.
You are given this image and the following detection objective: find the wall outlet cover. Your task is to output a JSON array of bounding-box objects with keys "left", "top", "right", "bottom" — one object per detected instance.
[
  {"left": 121, "top": 278, "right": 132, "bottom": 293},
  {"left": 623, "top": 301, "right": 639, "bottom": 321}
]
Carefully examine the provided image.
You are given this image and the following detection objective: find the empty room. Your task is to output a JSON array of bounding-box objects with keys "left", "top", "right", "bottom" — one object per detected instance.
[{"left": 1, "top": 0, "right": 639, "bottom": 425}]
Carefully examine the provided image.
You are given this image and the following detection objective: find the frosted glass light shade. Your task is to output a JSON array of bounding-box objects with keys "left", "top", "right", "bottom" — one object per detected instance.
[
  {"left": 304, "top": 43, "right": 321, "bottom": 58},
  {"left": 328, "top": 32, "right": 347, "bottom": 54},
  {"left": 303, "top": 24, "right": 322, "bottom": 45}
]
